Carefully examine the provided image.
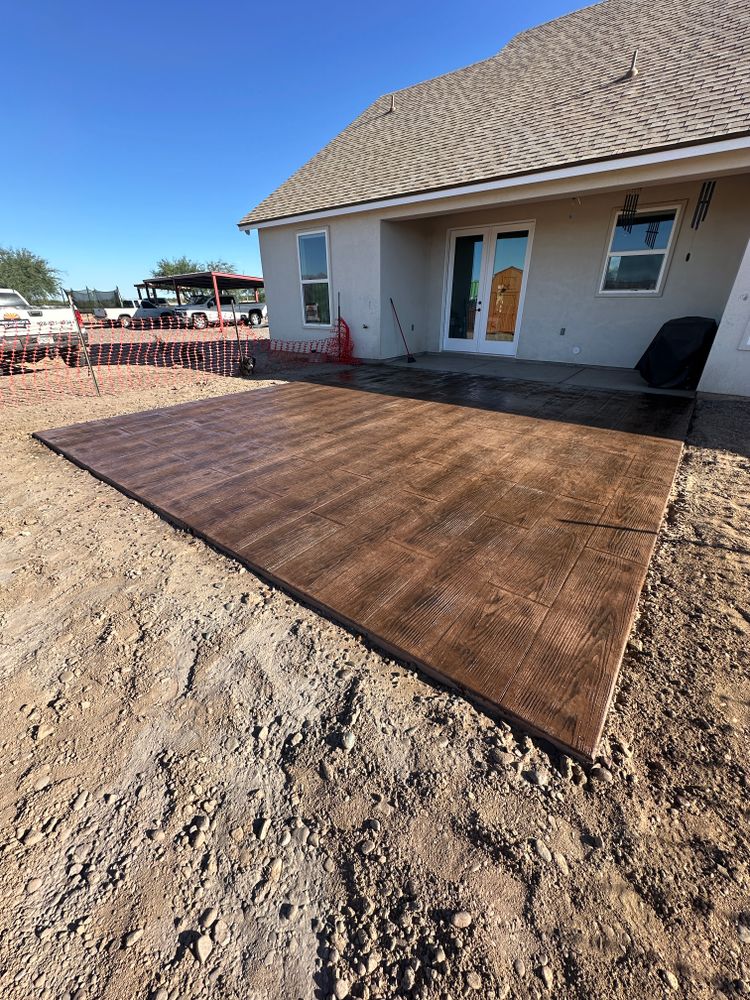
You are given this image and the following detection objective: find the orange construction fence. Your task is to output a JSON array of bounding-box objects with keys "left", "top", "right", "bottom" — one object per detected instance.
[{"left": 0, "top": 314, "right": 358, "bottom": 407}]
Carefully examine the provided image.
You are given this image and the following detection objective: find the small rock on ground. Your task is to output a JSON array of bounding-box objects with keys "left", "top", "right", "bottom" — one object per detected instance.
[{"left": 194, "top": 934, "right": 213, "bottom": 964}]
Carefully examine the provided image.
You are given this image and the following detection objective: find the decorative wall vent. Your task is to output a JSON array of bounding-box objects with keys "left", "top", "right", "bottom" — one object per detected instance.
[
  {"left": 691, "top": 180, "right": 716, "bottom": 230},
  {"left": 620, "top": 188, "right": 641, "bottom": 232}
]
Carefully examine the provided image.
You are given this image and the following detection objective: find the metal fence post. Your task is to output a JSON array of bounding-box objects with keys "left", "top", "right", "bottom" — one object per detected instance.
[{"left": 67, "top": 292, "right": 101, "bottom": 397}]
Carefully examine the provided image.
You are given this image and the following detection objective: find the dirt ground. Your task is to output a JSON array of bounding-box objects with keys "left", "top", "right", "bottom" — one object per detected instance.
[{"left": 0, "top": 374, "right": 748, "bottom": 1000}]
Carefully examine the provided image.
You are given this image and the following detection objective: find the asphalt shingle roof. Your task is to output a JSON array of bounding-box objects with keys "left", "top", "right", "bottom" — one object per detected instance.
[{"left": 239, "top": 0, "right": 750, "bottom": 227}]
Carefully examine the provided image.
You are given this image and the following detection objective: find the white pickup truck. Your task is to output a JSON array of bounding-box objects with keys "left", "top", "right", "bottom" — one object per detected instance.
[
  {"left": 92, "top": 299, "right": 137, "bottom": 325},
  {"left": 93, "top": 298, "right": 174, "bottom": 328},
  {"left": 172, "top": 295, "right": 267, "bottom": 330},
  {"left": 0, "top": 288, "right": 81, "bottom": 367}
]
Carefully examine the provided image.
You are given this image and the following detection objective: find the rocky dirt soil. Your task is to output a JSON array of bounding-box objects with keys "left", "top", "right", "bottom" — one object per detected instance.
[{"left": 0, "top": 375, "right": 748, "bottom": 1000}]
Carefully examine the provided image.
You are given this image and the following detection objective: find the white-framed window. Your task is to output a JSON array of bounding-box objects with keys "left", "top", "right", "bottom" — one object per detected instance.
[
  {"left": 599, "top": 205, "right": 680, "bottom": 295},
  {"left": 297, "top": 229, "right": 332, "bottom": 326}
]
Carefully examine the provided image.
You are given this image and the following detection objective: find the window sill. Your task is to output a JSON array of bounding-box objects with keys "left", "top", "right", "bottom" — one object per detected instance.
[{"left": 596, "top": 288, "right": 665, "bottom": 298}]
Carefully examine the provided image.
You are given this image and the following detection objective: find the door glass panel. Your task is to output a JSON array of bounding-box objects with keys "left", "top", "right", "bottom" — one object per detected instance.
[
  {"left": 485, "top": 230, "right": 528, "bottom": 342},
  {"left": 448, "top": 234, "right": 483, "bottom": 340}
]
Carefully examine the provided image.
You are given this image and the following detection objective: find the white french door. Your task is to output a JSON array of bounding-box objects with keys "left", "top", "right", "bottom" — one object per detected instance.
[{"left": 442, "top": 222, "right": 535, "bottom": 356}]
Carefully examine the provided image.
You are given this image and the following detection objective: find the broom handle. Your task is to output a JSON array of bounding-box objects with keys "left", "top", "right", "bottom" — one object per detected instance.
[{"left": 389, "top": 297, "right": 412, "bottom": 356}]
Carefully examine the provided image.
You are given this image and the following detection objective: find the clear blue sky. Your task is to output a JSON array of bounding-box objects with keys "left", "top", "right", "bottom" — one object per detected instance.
[{"left": 3, "top": 0, "right": 582, "bottom": 296}]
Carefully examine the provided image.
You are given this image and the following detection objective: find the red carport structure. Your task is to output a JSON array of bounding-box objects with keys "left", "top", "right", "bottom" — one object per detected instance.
[{"left": 135, "top": 271, "right": 264, "bottom": 335}]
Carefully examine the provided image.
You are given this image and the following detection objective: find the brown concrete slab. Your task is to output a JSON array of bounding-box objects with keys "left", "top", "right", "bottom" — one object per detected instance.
[{"left": 33, "top": 367, "right": 693, "bottom": 759}]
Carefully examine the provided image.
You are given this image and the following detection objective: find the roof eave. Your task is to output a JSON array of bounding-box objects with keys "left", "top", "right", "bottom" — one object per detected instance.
[{"left": 238, "top": 131, "right": 750, "bottom": 231}]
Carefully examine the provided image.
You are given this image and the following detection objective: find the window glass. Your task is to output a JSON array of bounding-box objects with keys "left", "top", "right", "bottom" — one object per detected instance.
[
  {"left": 0, "top": 292, "right": 27, "bottom": 307},
  {"left": 299, "top": 233, "right": 328, "bottom": 281},
  {"left": 604, "top": 254, "right": 664, "bottom": 292},
  {"left": 298, "top": 232, "right": 331, "bottom": 325},
  {"left": 303, "top": 283, "right": 330, "bottom": 325},
  {"left": 601, "top": 208, "right": 678, "bottom": 293},
  {"left": 610, "top": 211, "right": 675, "bottom": 252}
]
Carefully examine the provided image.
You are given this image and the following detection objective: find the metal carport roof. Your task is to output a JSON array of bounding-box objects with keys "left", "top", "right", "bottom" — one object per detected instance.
[
  {"left": 135, "top": 271, "right": 264, "bottom": 334},
  {"left": 136, "top": 271, "right": 264, "bottom": 294}
]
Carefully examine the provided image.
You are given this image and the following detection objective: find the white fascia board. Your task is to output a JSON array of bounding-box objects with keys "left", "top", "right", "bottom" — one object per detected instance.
[{"left": 241, "top": 135, "right": 750, "bottom": 232}]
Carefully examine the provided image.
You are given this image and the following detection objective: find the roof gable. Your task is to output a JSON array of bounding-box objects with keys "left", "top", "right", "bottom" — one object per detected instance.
[{"left": 240, "top": 0, "right": 750, "bottom": 227}]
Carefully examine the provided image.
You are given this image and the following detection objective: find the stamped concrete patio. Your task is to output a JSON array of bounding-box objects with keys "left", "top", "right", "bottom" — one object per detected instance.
[{"left": 34, "top": 367, "right": 693, "bottom": 759}]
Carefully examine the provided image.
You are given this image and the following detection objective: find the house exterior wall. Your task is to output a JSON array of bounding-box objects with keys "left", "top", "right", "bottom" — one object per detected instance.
[
  {"left": 419, "top": 174, "right": 750, "bottom": 368},
  {"left": 258, "top": 215, "right": 436, "bottom": 359},
  {"left": 258, "top": 214, "right": 382, "bottom": 358},
  {"left": 379, "top": 220, "right": 433, "bottom": 357},
  {"left": 257, "top": 171, "right": 750, "bottom": 392}
]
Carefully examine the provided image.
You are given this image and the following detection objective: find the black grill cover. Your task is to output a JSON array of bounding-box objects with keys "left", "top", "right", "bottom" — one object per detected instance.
[{"left": 635, "top": 316, "right": 717, "bottom": 389}]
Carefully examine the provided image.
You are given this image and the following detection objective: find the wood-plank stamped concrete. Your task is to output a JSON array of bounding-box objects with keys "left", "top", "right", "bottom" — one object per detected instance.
[{"left": 34, "top": 368, "right": 693, "bottom": 759}]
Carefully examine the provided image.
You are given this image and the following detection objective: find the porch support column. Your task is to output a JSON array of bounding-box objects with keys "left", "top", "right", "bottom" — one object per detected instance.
[{"left": 699, "top": 236, "right": 750, "bottom": 398}]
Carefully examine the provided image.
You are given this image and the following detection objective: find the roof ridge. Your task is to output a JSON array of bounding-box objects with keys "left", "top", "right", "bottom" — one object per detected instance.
[
  {"left": 502, "top": 0, "right": 609, "bottom": 45},
  {"left": 371, "top": 0, "right": 610, "bottom": 104}
]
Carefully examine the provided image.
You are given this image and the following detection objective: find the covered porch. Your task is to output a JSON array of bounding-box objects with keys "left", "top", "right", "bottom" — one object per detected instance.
[{"left": 377, "top": 162, "right": 750, "bottom": 391}]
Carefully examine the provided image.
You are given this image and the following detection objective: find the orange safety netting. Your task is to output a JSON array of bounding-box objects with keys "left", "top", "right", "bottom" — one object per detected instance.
[{"left": 0, "top": 315, "right": 358, "bottom": 407}]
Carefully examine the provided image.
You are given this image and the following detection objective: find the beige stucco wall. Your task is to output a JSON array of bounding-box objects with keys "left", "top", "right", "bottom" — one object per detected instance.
[
  {"left": 258, "top": 214, "right": 382, "bottom": 358},
  {"left": 417, "top": 174, "right": 750, "bottom": 368},
  {"left": 699, "top": 237, "right": 750, "bottom": 396},
  {"left": 379, "top": 220, "right": 433, "bottom": 357},
  {"left": 258, "top": 172, "right": 750, "bottom": 381}
]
